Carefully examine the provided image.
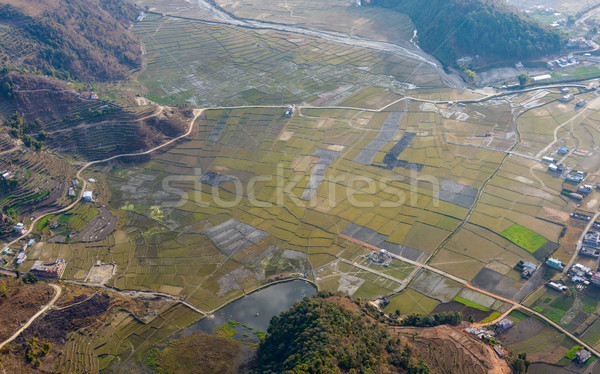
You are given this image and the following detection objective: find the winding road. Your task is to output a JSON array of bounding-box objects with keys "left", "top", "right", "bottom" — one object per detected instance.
[
  {"left": 2, "top": 84, "right": 599, "bottom": 355},
  {"left": 1, "top": 11, "right": 599, "bottom": 358}
]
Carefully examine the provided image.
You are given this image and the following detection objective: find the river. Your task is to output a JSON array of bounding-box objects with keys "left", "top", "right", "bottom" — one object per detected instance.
[{"left": 185, "top": 0, "right": 464, "bottom": 89}]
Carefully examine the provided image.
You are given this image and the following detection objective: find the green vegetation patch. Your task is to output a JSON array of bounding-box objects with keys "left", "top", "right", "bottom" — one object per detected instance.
[
  {"left": 550, "top": 294, "right": 575, "bottom": 312},
  {"left": 37, "top": 215, "right": 53, "bottom": 231},
  {"left": 453, "top": 296, "right": 489, "bottom": 311},
  {"left": 508, "top": 310, "right": 530, "bottom": 324},
  {"left": 480, "top": 311, "right": 502, "bottom": 324},
  {"left": 565, "top": 345, "right": 582, "bottom": 360},
  {"left": 582, "top": 295, "right": 598, "bottom": 314},
  {"left": 544, "top": 309, "right": 566, "bottom": 323},
  {"left": 501, "top": 224, "right": 547, "bottom": 253}
]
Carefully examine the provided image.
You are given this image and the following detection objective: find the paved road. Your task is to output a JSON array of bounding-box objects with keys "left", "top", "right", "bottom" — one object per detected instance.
[
  {"left": 0, "top": 107, "right": 203, "bottom": 260},
  {"left": 2, "top": 84, "right": 599, "bottom": 354},
  {"left": 565, "top": 211, "right": 600, "bottom": 274},
  {"left": 0, "top": 284, "right": 61, "bottom": 350}
]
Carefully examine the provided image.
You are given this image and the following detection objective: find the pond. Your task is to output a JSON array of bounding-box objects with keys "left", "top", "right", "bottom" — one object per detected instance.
[{"left": 176, "top": 280, "right": 317, "bottom": 343}]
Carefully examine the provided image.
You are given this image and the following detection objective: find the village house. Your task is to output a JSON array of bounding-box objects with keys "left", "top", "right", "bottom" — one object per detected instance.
[
  {"left": 83, "top": 191, "right": 93, "bottom": 202},
  {"left": 576, "top": 349, "right": 591, "bottom": 364},
  {"left": 30, "top": 259, "right": 67, "bottom": 279},
  {"left": 547, "top": 281, "right": 567, "bottom": 292},
  {"left": 583, "top": 231, "right": 600, "bottom": 248},
  {"left": 547, "top": 257, "right": 565, "bottom": 270},
  {"left": 13, "top": 223, "right": 25, "bottom": 235},
  {"left": 493, "top": 345, "right": 505, "bottom": 359},
  {"left": 496, "top": 318, "right": 514, "bottom": 332}
]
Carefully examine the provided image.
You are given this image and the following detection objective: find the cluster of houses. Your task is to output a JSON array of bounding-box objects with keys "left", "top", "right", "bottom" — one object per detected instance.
[
  {"left": 547, "top": 56, "right": 579, "bottom": 70},
  {"left": 543, "top": 147, "right": 571, "bottom": 175},
  {"left": 566, "top": 170, "right": 585, "bottom": 185},
  {"left": 366, "top": 249, "right": 391, "bottom": 265},
  {"left": 559, "top": 94, "right": 587, "bottom": 108},
  {"left": 581, "top": 228, "right": 600, "bottom": 258},
  {"left": 3, "top": 237, "right": 36, "bottom": 265},
  {"left": 567, "top": 38, "right": 594, "bottom": 50},
  {"left": 525, "top": 6, "right": 567, "bottom": 28},
  {"left": 545, "top": 255, "right": 600, "bottom": 288},
  {"left": 567, "top": 263, "right": 593, "bottom": 285},
  {"left": 465, "top": 318, "right": 514, "bottom": 358}
]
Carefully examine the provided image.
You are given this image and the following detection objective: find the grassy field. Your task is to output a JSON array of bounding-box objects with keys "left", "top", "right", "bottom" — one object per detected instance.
[
  {"left": 384, "top": 289, "right": 440, "bottom": 315},
  {"left": 453, "top": 296, "right": 489, "bottom": 311},
  {"left": 501, "top": 224, "right": 548, "bottom": 253}
]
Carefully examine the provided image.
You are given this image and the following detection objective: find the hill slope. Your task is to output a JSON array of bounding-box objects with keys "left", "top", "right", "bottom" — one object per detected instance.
[
  {"left": 0, "top": 0, "right": 141, "bottom": 80},
  {"left": 371, "top": 0, "right": 563, "bottom": 66},
  {"left": 254, "top": 295, "right": 510, "bottom": 373}
]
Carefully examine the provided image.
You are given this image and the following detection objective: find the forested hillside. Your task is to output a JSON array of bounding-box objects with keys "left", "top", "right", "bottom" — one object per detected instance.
[
  {"left": 0, "top": 0, "right": 141, "bottom": 81},
  {"left": 254, "top": 295, "right": 430, "bottom": 373},
  {"left": 371, "top": 0, "right": 563, "bottom": 66}
]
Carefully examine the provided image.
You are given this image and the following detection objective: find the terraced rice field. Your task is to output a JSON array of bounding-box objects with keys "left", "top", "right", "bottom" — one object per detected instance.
[
  {"left": 133, "top": 15, "right": 445, "bottom": 107},
  {"left": 214, "top": 0, "right": 415, "bottom": 45},
  {"left": 28, "top": 85, "right": 585, "bottom": 315}
]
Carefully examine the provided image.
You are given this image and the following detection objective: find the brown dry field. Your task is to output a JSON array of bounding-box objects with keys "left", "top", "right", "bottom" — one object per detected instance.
[
  {"left": 0, "top": 277, "right": 54, "bottom": 341},
  {"left": 391, "top": 325, "right": 511, "bottom": 374}
]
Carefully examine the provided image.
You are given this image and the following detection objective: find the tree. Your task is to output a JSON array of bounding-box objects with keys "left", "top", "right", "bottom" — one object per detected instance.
[
  {"left": 37, "top": 130, "right": 48, "bottom": 141},
  {"left": 518, "top": 73, "right": 531, "bottom": 86},
  {"left": 0, "top": 81, "right": 13, "bottom": 98},
  {"left": 464, "top": 69, "right": 477, "bottom": 82},
  {"left": 41, "top": 342, "right": 51, "bottom": 356},
  {"left": 22, "top": 272, "right": 37, "bottom": 284},
  {"left": 467, "top": 315, "right": 474, "bottom": 323},
  {"left": 510, "top": 352, "right": 530, "bottom": 373}
]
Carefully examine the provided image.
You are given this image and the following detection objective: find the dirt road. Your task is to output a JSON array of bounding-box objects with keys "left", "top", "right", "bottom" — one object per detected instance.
[
  {"left": 338, "top": 233, "right": 600, "bottom": 358},
  {"left": 0, "top": 284, "right": 61, "bottom": 350}
]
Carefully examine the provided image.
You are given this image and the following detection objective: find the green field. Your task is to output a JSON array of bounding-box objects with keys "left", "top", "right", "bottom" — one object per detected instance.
[
  {"left": 501, "top": 224, "right": 548, "bottom": 253},
  {"left": 453, "top": 296, "right": 489, "bottom": 311}
]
